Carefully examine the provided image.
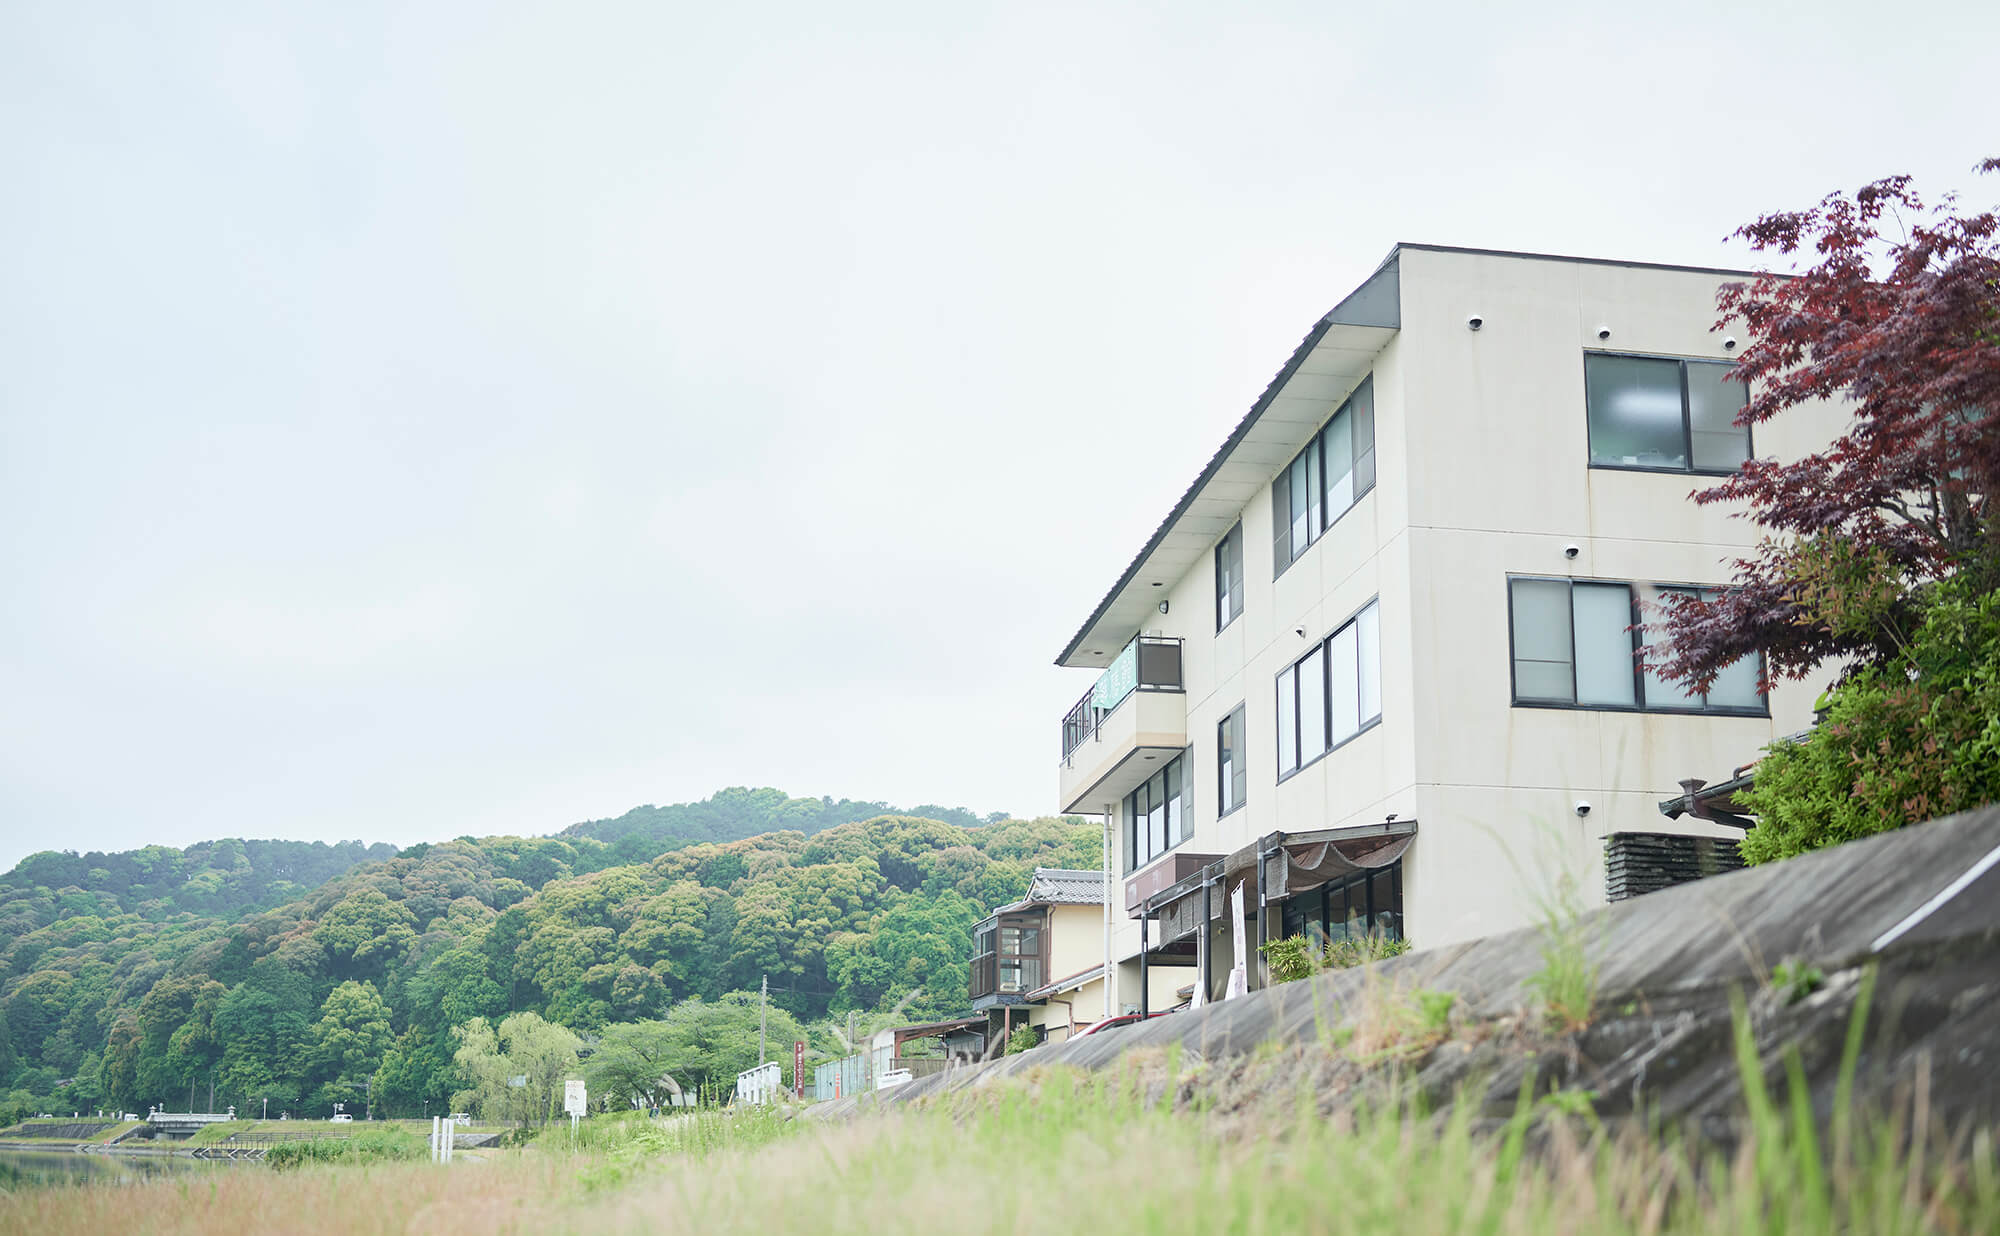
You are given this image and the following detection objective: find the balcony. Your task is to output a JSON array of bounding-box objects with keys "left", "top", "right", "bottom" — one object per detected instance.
[
  {"left": 1058, "top": 634, "right": 1187, "bottom": 815},
  {"left": 969, "top": 909, "right": 1049, "bottom": 1009}
]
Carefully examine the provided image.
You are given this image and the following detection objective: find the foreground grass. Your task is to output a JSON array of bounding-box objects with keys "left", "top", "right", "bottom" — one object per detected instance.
[{"left": 4, "top": 1056, "right": 1995, "bottom": 1235}]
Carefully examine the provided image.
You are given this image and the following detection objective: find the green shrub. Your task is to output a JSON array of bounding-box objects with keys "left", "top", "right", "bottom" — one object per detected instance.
[
  {"left": 1260, "top": 931, "right": 1412, "bottom": 985},
  {"left": 1740, "top": 579, "right": 2000, "bottom": 863},
  {"left": 264, "top": 1126, "right": 424, "bottom": 1170},
  {"left": 1006, "top": 1024, "right": 1040, "bottom": 1055}
]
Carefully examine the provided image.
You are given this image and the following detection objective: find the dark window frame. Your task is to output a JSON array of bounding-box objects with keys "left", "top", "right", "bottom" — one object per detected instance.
[
  {"left": 1124, "top": 750, "right": 1190, "bottom": 874},
  {"left": 1216, "top": 704, "right": 1247, "bottom": 819},
  {"left": 1506, "top": 574, "right": 1770, "bottom": 717},
  {"left": 1279, "top": 860, "right": 1404, "bottom": 946},
  {"left": 1273, "top": 377, "right": 1378, "bottom": 578},
  {"left": 1275, "top": 598, "right": 1384, "bottom": 783},
  {"left": 1583, "top": 351, "right": 1752, "bottom": 477},
  {"left": 1215, "top": 522, "right": 1244, "bottom": 633}
]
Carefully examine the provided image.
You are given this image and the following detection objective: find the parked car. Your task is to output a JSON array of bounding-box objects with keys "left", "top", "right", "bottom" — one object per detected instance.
[
  {"left": 329, "top": 1113, "right": 353, "bottom": 1123},
  {"left": 1076, "top": 1010, "right": 1178, "bottom": 1038}
]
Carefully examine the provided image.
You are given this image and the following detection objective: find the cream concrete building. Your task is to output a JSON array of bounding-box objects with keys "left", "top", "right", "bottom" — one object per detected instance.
[{"left": 1051, "top": 244, "right": 1848, "bottom": 1012}]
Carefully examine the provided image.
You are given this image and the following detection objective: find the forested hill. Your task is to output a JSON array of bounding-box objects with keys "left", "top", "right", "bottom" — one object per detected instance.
[
  {"left": 1, "top": 788, "right": 1002, "bottom": 926},
  {"left": 1, "top": 839, "right": 399, "bottom": 925},
  {"left": 562, "top": 786, "right": 1005, "bottom": 849},
  {"left": 0, "top": 801, "right": 1093, "bottom": 1124}
]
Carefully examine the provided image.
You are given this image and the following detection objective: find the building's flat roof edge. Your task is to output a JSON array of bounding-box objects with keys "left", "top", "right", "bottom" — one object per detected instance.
[{"left": 1395, "top": 241, "right": 1772, "bottom": 281}]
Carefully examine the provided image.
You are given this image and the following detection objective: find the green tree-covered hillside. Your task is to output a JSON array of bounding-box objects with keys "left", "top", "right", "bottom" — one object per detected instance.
[{"left": 0, "top": 798, "right": 1093, "bottom": 1123}]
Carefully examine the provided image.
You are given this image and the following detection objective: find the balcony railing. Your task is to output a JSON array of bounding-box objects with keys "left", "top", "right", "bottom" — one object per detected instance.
[{"left": 1060, "top": 635, "right": 1183, "bottom": 759}]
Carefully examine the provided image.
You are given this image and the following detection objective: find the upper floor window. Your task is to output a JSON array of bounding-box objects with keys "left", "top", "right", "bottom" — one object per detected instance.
[
  {"left": 1584, "top": 353, "right": 1749, "bottom": 474},
  {"left": 1125, "top": 751, "right": 1187, "bottom": 873},
  {"left": 1215, "top": 523, "right": 1244, "bottom": 631},
  {"left": 1508, "top": 577, "right": 1765, "bottom": 714},
  {"left": 1217, "top": 705, "right": 1246, "bottom": 817},
  {"left": 1277, "top": 600, "right": 1381, "bottom": 778},
  {"left": 1272, "top": 378, "right": 1377, "bottom": 576}
]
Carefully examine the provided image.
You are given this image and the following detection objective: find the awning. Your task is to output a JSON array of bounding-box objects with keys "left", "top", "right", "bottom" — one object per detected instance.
[
  {"left": 1256, "top": 823, "right": 1417, "bottom": 900},
  {"left": 1142, "top": 820, "right": 1417, "bottom": 946}
]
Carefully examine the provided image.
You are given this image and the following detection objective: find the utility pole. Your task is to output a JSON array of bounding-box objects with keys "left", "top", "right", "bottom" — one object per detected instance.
[{"left": 759, "top": 974, "right": 768, "bottom": 1067}]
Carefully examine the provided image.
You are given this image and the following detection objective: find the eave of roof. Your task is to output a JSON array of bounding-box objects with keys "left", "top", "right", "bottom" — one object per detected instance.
[
  {"left": 1052, "top": 242, "right": 1776, "bottom": 668},
  {"left": 1052, "top": 247, "right": 1401, "bottom": 666}
]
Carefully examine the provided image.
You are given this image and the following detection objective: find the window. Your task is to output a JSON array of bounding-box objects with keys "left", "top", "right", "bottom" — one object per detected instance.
[
  {"left": 1125, "top": 752, "right": 1187, "bottom": 872},
  {"left": 1640, "top": 586, "right": 1765, "bottom": 712},
  {"left": 1508, "top": 577, "right": 1766, "bottom": 714},
  {"left": 1275, "top": 600, "right": 1383, "bottom": 777},
  {"left": 1273, "top": 378, "right": 1377, "bottom": 575},
  {"left": 1278, "top": 861, "right": 1404, "bottom": 947},
  {"left": 1215, "top": 523, "right": 1244, "bottom": 631},
  {"left": 1217, "top": 706, "right": 1247, "bottom": 816},
  {"left": 1585, "top": 353, "right": 1749, "bottom": 473}
]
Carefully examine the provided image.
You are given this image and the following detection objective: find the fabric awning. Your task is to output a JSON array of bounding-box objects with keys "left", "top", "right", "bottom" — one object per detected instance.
[{"left": 1142, "top": 820, "right": 1417, "bottom": 946}]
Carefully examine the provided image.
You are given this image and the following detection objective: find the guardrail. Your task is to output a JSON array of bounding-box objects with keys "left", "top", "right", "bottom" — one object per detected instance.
[{"left": 1059, "top": 635, "right": 1183, "bottom": 759}]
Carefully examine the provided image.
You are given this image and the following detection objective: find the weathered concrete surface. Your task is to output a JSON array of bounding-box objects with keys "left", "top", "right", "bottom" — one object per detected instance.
[{"left": 819, "top": 806, "right": 2000, "bottom": 1136}]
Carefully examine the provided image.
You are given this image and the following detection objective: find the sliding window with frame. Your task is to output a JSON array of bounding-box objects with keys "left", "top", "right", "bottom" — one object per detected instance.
[
  {"left": 1508, "top": 577, "right": 1766, "bottom": 715},
  {"left": 1276, "top": 600, "right": 1382, "bottom": 779},
  {"left": 1215, "top": 522, "right": 1244, "bottom": 632},
  {"left": 1584, "top": 353, "right": 1750, "bottom": 474},
  {"left": 1217, "top": 705, "right": 1247, "bottom": 818},
  {"left": 1272, "top": 378, "right": 1377, "bottom": 576},
  {"left": 1124, "top": 751, "right": 1188, "bottom": 873}
]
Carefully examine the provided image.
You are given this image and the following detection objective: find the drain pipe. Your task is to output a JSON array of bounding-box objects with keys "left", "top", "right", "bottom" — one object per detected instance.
[{"left": 1102, "top": 803, "right": 1114, "bottom": 1020}]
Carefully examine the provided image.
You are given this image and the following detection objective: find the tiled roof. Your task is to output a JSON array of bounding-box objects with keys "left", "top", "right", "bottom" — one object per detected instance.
[{"left": 1028, "top": 868, "right": 1105, "bottom": 906}]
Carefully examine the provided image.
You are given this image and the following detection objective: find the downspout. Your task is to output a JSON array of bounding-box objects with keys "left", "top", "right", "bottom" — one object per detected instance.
[
  {"left": 1046, "top": 998, "right": 1076, "bottom": 1041},
  {"left": 1102, "top": 802, "right": 1114, "bottom": 1020}
]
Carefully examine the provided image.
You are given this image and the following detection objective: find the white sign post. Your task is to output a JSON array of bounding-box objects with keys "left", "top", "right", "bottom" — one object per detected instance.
[{"left": 564, "top": 1079, "right": 587, "bottom": 1137}]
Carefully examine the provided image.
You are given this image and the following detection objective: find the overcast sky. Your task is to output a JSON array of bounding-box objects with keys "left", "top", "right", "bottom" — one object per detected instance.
[{"left": 2, "top": 1, "right": 1992, "bottom": 869}]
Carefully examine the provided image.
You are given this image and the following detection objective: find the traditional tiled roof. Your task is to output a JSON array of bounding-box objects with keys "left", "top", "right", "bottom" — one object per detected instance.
[{"left": 1028, "top": 868, "right": 1105, "bottom": 906}]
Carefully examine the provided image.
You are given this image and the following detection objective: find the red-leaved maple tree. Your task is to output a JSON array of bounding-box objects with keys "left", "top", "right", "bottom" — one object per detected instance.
[{"left": 1650, "top": 159, "right": 2000, "bottom": 693}]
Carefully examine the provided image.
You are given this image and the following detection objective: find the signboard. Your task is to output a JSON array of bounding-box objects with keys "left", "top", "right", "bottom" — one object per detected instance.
[
  {"left": 793, "top": 1041, "right": 806, "bottom": 1098},
  {"left": 563, "top": 1079, "right": 587, "bottom": 1118}
]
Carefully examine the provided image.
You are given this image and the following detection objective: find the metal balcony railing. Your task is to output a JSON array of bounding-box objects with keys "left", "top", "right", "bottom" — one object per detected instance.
[{"left": 1059, "top": 635, "right": 1183, "bottom": 759}]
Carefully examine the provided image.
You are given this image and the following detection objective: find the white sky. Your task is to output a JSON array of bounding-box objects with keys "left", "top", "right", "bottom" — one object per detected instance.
[{"left": 3, "top": 0, "right": 1994, "bottom": 869}]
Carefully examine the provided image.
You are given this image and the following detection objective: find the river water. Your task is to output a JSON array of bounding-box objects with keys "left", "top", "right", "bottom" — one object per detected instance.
[{"left": 0, "top": 1148, "right": 236, "bottom": 1189}]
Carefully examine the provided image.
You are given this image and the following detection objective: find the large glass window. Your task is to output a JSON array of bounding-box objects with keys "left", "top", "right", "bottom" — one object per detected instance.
[
  {"left": 1215, "top": 523, "right": 1244, "bottom": 631},
  {"left": 1282, "top": 862, "right": 1404, "bottom": 949},
  {"left": 1217, "top": 706, "right": 1247, "bottom": 816},
  {"left": 1275, "top": 600, "right": 1383, "bottom": 777},
  {"left": 1641, "top": 586, "right": 1765, "bottom": 712},
  {"left": 1585, "top": 353, "right": 1749, "bottom": 473},
  {"left": 1273, "top": 377, "right": 1378, "bottom": 575},
  {"left": 1509, "top": 577, "right": 1766, "bottom": 714},
  {"left": 1125, "top": 752, "right": 1187, "bottom": 872}
]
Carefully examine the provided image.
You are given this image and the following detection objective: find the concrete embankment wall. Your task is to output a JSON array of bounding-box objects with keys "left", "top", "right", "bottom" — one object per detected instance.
[{"left": 816, "top": 805, "right": 2000, "bottom": 1137}]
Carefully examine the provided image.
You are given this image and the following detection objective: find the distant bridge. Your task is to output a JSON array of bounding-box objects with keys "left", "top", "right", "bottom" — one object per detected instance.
[{"left": 146, "top": 1109, "right": 234, "bottom": 1139}]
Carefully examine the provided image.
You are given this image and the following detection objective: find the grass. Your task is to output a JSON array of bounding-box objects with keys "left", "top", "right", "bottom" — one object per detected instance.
[
  {"left": 182, "top": 1118, "right": 508, "bottom": 1146},
  {"left": 3, "top": 979, "right": 1992, "bottom": 1234},
  {"left": 0, "top": 1120, "right": 144, "bottom": 1146},
  {"left": 6, "top": 1062, "right": 1989, "bottom": 1234},
  {"left": 1526, "top": 871, "right": 1600, "bottom": 1034}
]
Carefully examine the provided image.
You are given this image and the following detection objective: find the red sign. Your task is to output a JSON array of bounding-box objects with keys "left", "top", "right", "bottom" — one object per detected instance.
[{"left": 793, "top": 1040, "right": 806, "bottom": 1098}]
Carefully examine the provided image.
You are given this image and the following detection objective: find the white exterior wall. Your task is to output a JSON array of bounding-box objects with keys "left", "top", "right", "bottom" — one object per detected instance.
[{"left": 1083, "top": 247, "right": 1849, "bottom": 965}]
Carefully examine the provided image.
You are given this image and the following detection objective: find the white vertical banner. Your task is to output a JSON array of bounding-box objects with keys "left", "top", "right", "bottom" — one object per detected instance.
[{"left": 1226, "top": 883, "right": 1249, "bottom": 1000}]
